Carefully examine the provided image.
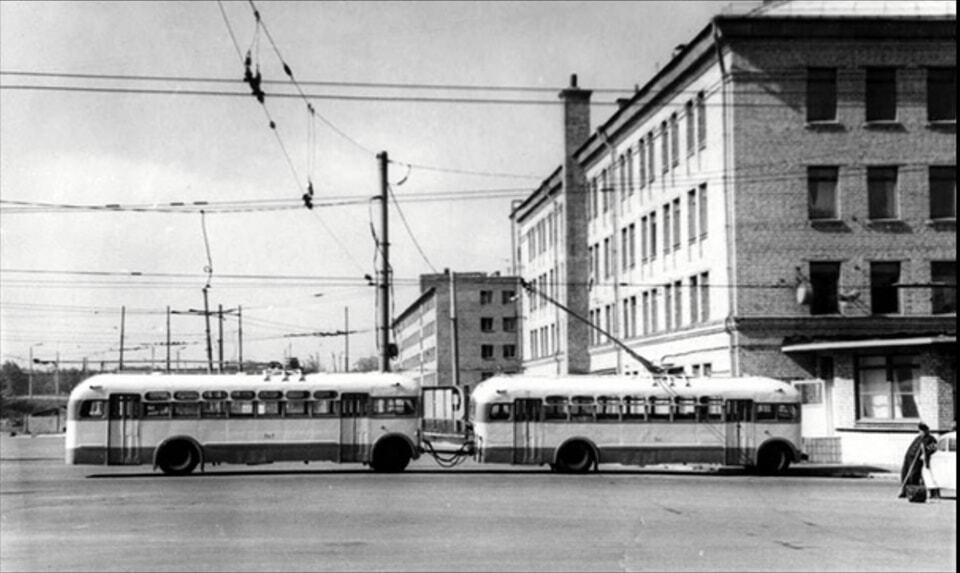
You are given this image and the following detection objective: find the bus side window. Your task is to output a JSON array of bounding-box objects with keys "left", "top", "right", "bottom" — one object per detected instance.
[
  {"left": 775, "top": 404, "right": 798, "bottom": 422},
  {"left": 172, "top": 403, "right": 200, "bottom": 418},
  {"left": 311, "top": 400, "right": 337, "bottom": 417},
  {"left": 144, "top": 403, "right": 171, "bottom": 418},
  {"left": 256, "top": 401, "right": 281, "bottom": 417},
  {"left": 488, "top": 403, "right": 511, "bottom": 421},
  {"left": 80, "top": 400, "right": 106, "bottom": 419},
  {"left": 596, "top": 396, "right": 621, "bottom": 421},
  {"left": 201, "top": 400, "right": 228, "bottom": 418},
  {"left": 544, "top": 396, "right": 568, "bottom": 421},
  {"left": 284, "top": 400, "right": 309, "bottom": 417},
  {"left": 570, "top": 396, "right": 596, "bottom": 422},
  {"left": 674, "top": 397, "right": 697, "bottom": 421},
  {"left": 649, "top": 397, "right": 671, "bottom": 421},
  {"left": 229, "top": 401, "right": 255, "bottom": 417},
  {"left": 623, "top": 396, "right": 647, "bottom": 421},
  {"left": 756, "top": 403, "right": 776, "bottom": 421}
]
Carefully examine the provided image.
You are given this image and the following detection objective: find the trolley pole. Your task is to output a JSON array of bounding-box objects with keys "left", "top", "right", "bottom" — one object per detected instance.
[
  {"left": 218, "top": 304, "right": 224, "bottom": 373},
  {"left": 378, "top": 151, "right": 391, "bottom": 372},
  {"left": 238, "top": 305, "right": 243, "bottom": 372},
  {"left": 344, "top": 306, "right": 350, "bottom": 373},
  {"left": 166, "top": 305, "right": 171, "bottom": 372},
  {"left": 202, "top": 287, "right": 213, "bottom": 373},
  {"left": 119, "top": 305, "right": 126, "bottom": 372}
]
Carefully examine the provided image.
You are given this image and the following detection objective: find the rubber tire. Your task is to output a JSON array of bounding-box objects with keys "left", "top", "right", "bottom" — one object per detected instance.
[
  {"left": 756, "top": 445, "right": 790, "bottom": 475},
  {"left": 370, "top": 439, "right": 411, "bottom": 473},
  {"left": 554, "top": 441, "right": 594, "bottom": 473},
  {"left": 157, "top": 441, "right": 200, "bottom": 476}
]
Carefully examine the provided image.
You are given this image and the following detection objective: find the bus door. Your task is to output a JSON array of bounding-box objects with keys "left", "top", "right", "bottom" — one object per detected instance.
[
  {"left": 513, "top": 399, "right": 543, "bottom": 464},
  {"left": 339, "top": 393, "right": 370, "bottom": 463},
  {"left": 107, "top": 394, "right": 141, "bottom": 465},
  {"left": 724, "top": 400, "right": 754, "bottom": 466}
]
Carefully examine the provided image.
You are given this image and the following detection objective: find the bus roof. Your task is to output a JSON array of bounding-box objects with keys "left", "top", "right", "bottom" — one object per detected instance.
[
  {"left": 471, "top": 374, "right": 800, "bottom": 404},
  {"left": 69, "top": 371, "right": 419, "bottom": 400}
]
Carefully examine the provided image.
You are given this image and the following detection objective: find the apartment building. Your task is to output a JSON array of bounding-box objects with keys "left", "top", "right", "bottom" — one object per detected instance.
[
  {"left": 392, "top": 271, "right": 521, "bottom": 398},
  {"left": 518, "top": 0, "right": 956, "bottom": 466}
]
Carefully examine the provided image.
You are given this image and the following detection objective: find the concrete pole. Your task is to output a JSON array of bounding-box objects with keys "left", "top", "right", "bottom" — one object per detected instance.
[{"left": 378, "top": 151, "right": 391, "bottom": 372}]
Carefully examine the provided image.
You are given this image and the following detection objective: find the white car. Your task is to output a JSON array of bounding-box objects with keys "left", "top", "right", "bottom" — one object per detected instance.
[{"left": 928, "top": 431, "right": 956, "bottom": 498}]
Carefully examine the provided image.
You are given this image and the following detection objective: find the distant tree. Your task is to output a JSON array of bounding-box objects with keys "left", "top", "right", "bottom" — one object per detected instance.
[
  {"left": 353, "top": 356, "right": 380, "bottom": 372},
  {"left": 286, "top": 357, "right": 302, "bottom": 371},
  {"left": 0, "top": 361, "right": 28, "bottom": 397},
  {"left": 303, "top": 356, "right": 325, "bottom": 374}
]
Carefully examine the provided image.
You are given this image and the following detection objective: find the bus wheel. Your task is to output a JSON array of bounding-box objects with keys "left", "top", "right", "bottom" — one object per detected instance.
[
  {"left": 370, "top": 437, "right": 411, "bottom": 473},
  {"left": 756, "top": 444, "right": 791, "bottom": 475},
  {"left": 157, "top": 440, "right": 200, "bottom": 476},
  {"left": 554, "top": 441, "right": 594, "bottom": 473}
]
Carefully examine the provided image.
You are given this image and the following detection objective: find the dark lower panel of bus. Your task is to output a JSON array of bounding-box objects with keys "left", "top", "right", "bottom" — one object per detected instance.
[
  {"left": 68, "top": 442, "right": 365, "bottom": 466},
  {"left": 481, "top": 445, "right": 729, "bottom": 466}
]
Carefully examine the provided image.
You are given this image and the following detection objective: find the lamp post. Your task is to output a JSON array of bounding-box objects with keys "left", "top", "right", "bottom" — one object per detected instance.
[{"left": 28, "top": 343, "right": 43, "bottom": 397}]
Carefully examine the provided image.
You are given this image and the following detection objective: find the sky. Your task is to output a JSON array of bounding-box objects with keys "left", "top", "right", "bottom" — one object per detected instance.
[{"left": 0, "top": 0, "right": 757, "bottom": 372}]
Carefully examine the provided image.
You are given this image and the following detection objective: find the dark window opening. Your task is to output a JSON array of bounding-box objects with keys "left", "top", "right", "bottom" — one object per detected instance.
[
  {"left": 808, "top": 166, "right": 839, "bottom": 219},
  {"left": 807, "top": 68, "right": 837, "bottom": 122},
  {"left": 865, "top": 67, "right": 897, "bottom": 122},
  {"left": 810, "top": 262, "right": 841, "bottom": 315},
  {"left": 870, "top": 261, "right": 900, "bottom": 314}
]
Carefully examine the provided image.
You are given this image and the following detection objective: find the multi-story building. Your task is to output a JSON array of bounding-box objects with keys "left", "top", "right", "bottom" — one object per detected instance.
[
  {"left": 392, "top": 271, "right": 521, "bottom": 398},
  {"left": 517, "top": 0, "right": 956, "bottom": 466}
]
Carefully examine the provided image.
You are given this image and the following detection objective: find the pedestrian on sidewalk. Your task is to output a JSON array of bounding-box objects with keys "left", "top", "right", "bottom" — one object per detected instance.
[{"left": 898, "top": 422, "right": 938, "bottom": 501}]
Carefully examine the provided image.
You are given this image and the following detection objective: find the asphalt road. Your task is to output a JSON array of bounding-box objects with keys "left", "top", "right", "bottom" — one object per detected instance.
[{"left": 1, "top": 436, "right": 955, "bottom": 572}]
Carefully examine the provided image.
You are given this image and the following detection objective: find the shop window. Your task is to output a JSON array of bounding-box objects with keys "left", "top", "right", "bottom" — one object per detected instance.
[{"left": 857, "top": 355, "right": 920, "bottom": 420}]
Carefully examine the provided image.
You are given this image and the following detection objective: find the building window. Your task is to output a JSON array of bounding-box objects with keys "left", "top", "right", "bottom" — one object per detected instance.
[
  {"left": 696, "top": 92, "right": 706, "bottom": 149},
  {"left": 650, "top": 213, "right": 657, "bottom": 259},
  {"left": 502, "top": 317, "right": 517, "bottom": 332},
  {"left": 807, "top": 67, "right": 837, "bottom": 122},
  {"left": 870, "top": 261, "right": 900, "bottom": 314},
  {"left": 673, "top": 280, "right": 682, "bottom": 328},
  {"left": 929, "top": 166, "right": 956, "bottom": 220},
  {"left": 503, "top": 344, "right": 517, "bottom": 359},
  {"left": 650, "top": 290, "right": 659, "bottom": 332},
  {"left": 480, "top": 290, "right": 493, "bottom": 305},
  {"left": 698, "top": 184, "right": 708, "bottom": 239},
  {"left": 640, "top": 217, "right": 649, "bottom": 263},
  {"left": 647, "top": 133, "right": 656, "bottom": 183},
  {"left": 671, "top": 198, "right": 681, "bottom": 251},
  {"left": 592, "top": 242, "right": 600, "bottom": 279},
  {"left": 501, "top": 290, "right": 516, "bottom": 304},
  {"left": 868, "top": 166, "right": 898, "bottom": 220},
  {"left": 810, "top": 262, "right": 840, "bottom": 315},
  {"left": 590, "top": 178, "right": 598, "bottom": 220},
  {"left": 690, "top": 275, "right": 700, "bottom": 324},
  {"left": 931, "top": 261, "right": 956, "bottom": 315},
  {"left": 642, "top": 292, "right": 650, "bottom": 335},
  {"left": 686, "top": 100, "right": 695, "bottom": 156},
  {"left": 622, "top": 299, "right": 631, "bottom": 339},
  {"left": 629, "top": 296, "right": 637, "bottom": 339},
  {"left": 865, "top": 67, "right": 897, "bottom": 122},
  {"left": 601, "top": 169, "right": 610, "bottom": 214},
  {"left": 808, "top": 166, "right": 839, "bottom": 220},
  {"left": 481, "top": 344, "right": 495, "bottom": 360},
  {"left": 927, "top": 67, "right": 956, "bottom": 122},
  {"left": 857, "top": 355, "right": 920, "bottom": 420},
  {"left": 638, "top": 139, "right": 647, "bottom": 188},
  {"left": 664, "top": 284, "right": 673, "bottom": 331},
  {"left": 628, "top": 223, "right": 636, "bottom": 268},
  {"left": 670, "top": 113, "right": 679, "bottom": 167},
  {"left": 603, "top": 237, "right": 611, "bottom": 279},
  {"left": 699, "top": 272, "right": 710, "bottom": 321},
  {"left": 687, "top": 190, "right": 697, "bottom": 243},
  {"left": 480, "top": 317, "right": 494, "bottom": 332},
  {"left": 660, "top": 122, "right": 669, "bottom": 174},
  {"left": 604, "top": 305, "right": 614, "bottom": 343},
  {"left": 662, "top": 204, "right": 671, "bottom": 255},
  {"left": 621, "top": 227, "right": 629, "bottom": 272},
  {"left": 625, "top": 148, "right": 635, "bottom": 195}
]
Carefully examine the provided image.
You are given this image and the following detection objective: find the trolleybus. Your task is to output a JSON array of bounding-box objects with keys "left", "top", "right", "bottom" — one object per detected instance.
[
  {"left": 66, "top": 370, "right": 424, "bottom": 474},
  {"left": 468, "top": 374, "right": 805, "bottom": 474}
]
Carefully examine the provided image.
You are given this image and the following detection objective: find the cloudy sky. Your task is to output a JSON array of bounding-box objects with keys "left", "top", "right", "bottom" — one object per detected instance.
[{"left": 0, "top": 1, "right": 753, "bottom": 371}]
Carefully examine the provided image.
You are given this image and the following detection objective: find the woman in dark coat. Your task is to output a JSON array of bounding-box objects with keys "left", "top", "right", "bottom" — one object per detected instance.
[{"left": 898, "top": 422, "right": 938, "bottom": 499}]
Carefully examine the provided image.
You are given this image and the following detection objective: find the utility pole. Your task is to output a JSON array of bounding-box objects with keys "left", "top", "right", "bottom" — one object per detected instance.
[
  {"left": 166, "top": 306, "right": 171, "bottom": 372},
  {"left": 377, "top": 151, "right": 391, "bottom": 372},
  {"left": 202, "top": 288, "right": 213, "bottom": 373},
  {"left": 119, "top": 306, "right": 126, "bottom": 372},
  {"left": 344, "top": 306, "right": 350, "bottom": 373},
  {"left": 55, "top": 349, "right": 60, "bottom": 395},
  {"left": 238, "top": 305, "right": 244, "bottom": 372},
  {"left": 218, "top": 304, "right": 224, "bottom": 372}
]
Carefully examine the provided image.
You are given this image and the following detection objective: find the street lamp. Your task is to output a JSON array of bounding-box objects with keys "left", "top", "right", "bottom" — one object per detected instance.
[{"left": 28, "top": 343, "right": 43, "bottom": 397}]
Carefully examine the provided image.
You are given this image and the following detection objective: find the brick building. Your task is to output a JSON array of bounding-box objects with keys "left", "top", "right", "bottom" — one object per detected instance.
[
  {"left": 516, "top": 0, "right": 956, "bottom": 466},
  {"left": 392, "top": 271, "right": 521, "bottom": 398}
]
